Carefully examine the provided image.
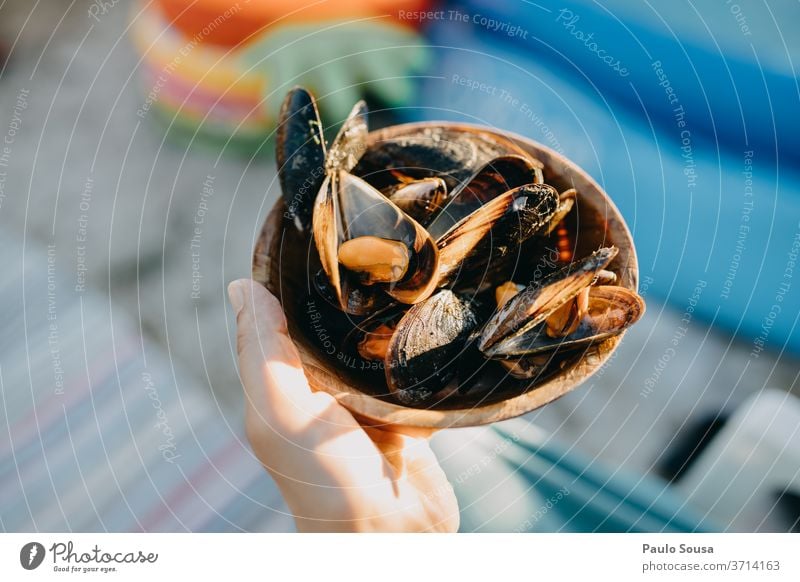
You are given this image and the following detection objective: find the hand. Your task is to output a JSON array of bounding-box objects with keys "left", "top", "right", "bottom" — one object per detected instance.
[{"left": 227, "top": 279, "right": 459, "bottom": 532}]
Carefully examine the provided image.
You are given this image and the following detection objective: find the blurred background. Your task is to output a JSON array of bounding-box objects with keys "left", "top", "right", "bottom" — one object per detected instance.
[{"left": 1, "top": 0, "right": 798, "bottom": 532}]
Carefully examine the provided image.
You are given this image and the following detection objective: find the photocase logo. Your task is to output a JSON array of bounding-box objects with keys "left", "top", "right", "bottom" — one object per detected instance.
[{"left": 20, "top": 542, "right": 46, "bottom": 570}]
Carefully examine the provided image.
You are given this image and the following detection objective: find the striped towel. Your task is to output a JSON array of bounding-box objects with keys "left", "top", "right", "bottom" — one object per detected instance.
[{"left": 1, "top": 237, "right": 292, "bottom": 532}]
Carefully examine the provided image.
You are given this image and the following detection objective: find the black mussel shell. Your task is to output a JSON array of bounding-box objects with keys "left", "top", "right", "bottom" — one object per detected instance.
[
  {"left": 489, "top": 285, "right": 645, "bottom": 357},
  {"left": 427, "top": 155, "right": 545, "bottom": 240},
  {"left": 385, "top": 177, "right": 448, "bottom": 227},
  {"left": 352, "top": 126, "right": 532, "bottom": 191},
  {"left": 313, "top": 171, "right": 440, "bottom": 312},
  {"left": 338, "top": 172, "right": 440, "bottom": 304},
  {"left": 276, "top": 87, "right": 326, "bottom": 231},
  {"left": 436, "top": 183, "right": 560, "bottom": 288},
  {"left": 477, "top": 247, "right": 618, "bottom": 357},
  {"left": 386, "top": 290, "right": 479, "bottom": 405},
  {"left": 326, "top": 100, "right": 368, "bottom": 173}
]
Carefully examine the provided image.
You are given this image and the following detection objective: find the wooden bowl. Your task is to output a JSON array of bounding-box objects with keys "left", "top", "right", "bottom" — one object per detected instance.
[{"left": 253, "top": 122, "right": 638, "bottom": 429}]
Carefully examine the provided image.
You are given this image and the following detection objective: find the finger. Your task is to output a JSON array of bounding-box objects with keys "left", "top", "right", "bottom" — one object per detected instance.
[
  {"left": 364, "top": 428, "right": 459, "bottom": 530},
  {"left": 396, "top": 434, "right": 460, "bottom": 532},
  {"left": 228, "top": 279, "right": 317, "bottom": 429},
  {"left": 362, "top": 426, "right": 407, "bottom": 474},
  {"left": 362, "top": 428, "right": 441, "bottom": 478}
]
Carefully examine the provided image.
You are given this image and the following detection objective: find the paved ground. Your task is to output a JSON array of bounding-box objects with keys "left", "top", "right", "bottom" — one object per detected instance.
[{"left": 2, "top": 0, "right": 797, "bottom": 531}]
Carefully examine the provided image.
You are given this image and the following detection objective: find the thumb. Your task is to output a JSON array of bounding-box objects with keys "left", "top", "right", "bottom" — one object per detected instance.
[{"left": 227, "top": 279, "right": 318, "bottom": 433}]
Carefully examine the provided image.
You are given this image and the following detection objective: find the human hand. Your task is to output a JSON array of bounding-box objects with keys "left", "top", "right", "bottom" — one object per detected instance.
[{"left": 227, "top": 279, "right": 459, "bottom": 532}]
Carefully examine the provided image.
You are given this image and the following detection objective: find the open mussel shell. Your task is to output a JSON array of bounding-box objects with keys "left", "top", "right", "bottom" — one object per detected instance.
[
  {"left": 498, "top": 354, "right": 552, "bottom": 380},
  {"left": 326, "top": 99, "right": 368, "bottom": 173},
  {"left": 427, "top": 155, "right": 545, "bottom": 240},
  {"left": 313, "top": 173, "right": 344, "bottom": 307},
  {"left": 352, "top": 126, "right": 535, "bottom": 192},
  {"left": 384, "top": 177, "right": 448, "bottom": 227},
  {"left": 313, "top": 170, "right": 440, "bottom": 313},
  {"left": 340, "top": 302, "right": 406, "bottom": 361},
  {"left": 385, "top": 290, "right": 479, "bottom": 405},
  {"left": 489, "top": 285, "right": 645, "bottom": 357},
  {"left": 477, "top": 246, "right": 618, "bottom": 357},
  {"left": 436, "top": 183, "right": 559, "bottom": 288},
  {"left": 276, "top": 87, "right": 326, "bottom": 231},
  {"left": 543, "top": 188, "right": 577, "bottom": 236},
  {"left": 313, "top": 268, "right": 390, "bottom": 316}
]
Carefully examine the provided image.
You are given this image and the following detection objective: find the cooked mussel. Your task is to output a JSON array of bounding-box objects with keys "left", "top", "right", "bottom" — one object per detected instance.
[
  {"left": 427, "top": 155, "right": 546, "bottom": 239},
  {"left": 352, "top": 125, "right": 535, "bottom": 192},
  {"left": 477, "top": 247, "right": 619, "bottom": 357},
  {"left": 435, "top": 183, "right": 560, "bottom": 289},
  {"left": 342, "top": 305, "right": 406, "bottom": 362},
  {"left": 384, "top": 176, "right": 448, "bottom": 227},
  {"left": 476, "top": 247, "right": 644, "bottom": 362},
  {"left": 313, "top": 170, "right": 440, "bottom": 313},
  {"left": 276, "top": 87, "right": 368, "bottom": 232},
  {"left": 385, "top": 290, "right": 479, "bottom": 405},
  {"left": 497, "top": 285, "right": 644, "bottom": 358}
]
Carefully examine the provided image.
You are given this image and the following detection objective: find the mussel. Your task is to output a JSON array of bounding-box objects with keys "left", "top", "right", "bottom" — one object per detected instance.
[
  {"left": 435, "top": 183, "right": 559, "bottom": 289},
  {"left": 427, "top": 155, "right": 545, "bottom": 239},
  {"left": 277, "top": 87, "right": 440, "bottom": 313},
  {"left": 475, "top": 247, "right": 644, "bottom": 378},
  {"left": 352, "top": 125, "right": 537, "bottom": 192},
  {"left": 384, "top": 290, "right": 479, "bottom": 405},
  {"left": 313, "top": 169, "right": 440, "bottom": 313},
  {"left": 276, "top": 88, "right": 326, "bottom": 232},
  {"left": 274, "top": 86, "right": 645, "bottom": 407},
  {"left": 477, "top": 247, "right": 620, "bottom": 356},
  {"left": 383, "top": 176, "right": 448, "bottom": 227}
]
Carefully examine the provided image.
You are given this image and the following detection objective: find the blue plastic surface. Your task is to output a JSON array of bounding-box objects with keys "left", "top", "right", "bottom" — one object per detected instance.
[{"left": 406, "top": 3, "right": 800, "bottom": 353}]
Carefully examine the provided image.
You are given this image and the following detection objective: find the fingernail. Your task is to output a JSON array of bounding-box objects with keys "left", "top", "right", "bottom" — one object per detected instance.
[{"left": 227, "top": 280, "right": 244, "bottom": 315}]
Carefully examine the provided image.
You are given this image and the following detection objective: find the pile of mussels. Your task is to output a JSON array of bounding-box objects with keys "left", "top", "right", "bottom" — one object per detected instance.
[{"left": 276, "top": 87, "right": 645, "bottom": 407}]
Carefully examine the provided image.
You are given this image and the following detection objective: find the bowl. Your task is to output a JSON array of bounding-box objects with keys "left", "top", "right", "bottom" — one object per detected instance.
[{"left": 253, "top": 122, "right": 638, "bottom": 429}]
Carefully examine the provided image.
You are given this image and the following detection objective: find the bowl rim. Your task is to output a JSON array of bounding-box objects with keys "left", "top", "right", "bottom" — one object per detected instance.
[{"left": 253, "top": 121, "right": 639, "bottom": 429}]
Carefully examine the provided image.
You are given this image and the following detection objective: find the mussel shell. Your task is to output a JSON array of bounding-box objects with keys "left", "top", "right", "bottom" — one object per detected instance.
[
  {"left": 427, "top": 155, "right": 545, "bottom": 240},
  {"left": 487, "top": 285, "right": 645, "bottom": 357},
  {"left": 542, "top": 188, "right": 577, "bottom": 236},
  {"left": 339, "top": 172, "right": 417, "bottom": 241},
  {"left": 352, "top": 126, "right": 533, "bottom": 192},
  {"left": 386, "top": 290, "right": 479, "bottom": 405},
  {"left": 385, "top": 177, "right": 448, "bottom": 226},
  {"left": 326, "top": 100, "right": 368, "bottom": 173},
  {"left": 313, "top": 174, "right": 343, "bottom": 304},
  {"left": 338, "top": 172, "right": 440, "bottom": 304},
  {"left": 313, "top": 269, "right": 391, "bottom": 316},
  {"left": 312, "top": 173, "right": 392, "bottom": 315},
  {"left": 313, "top": 171, "right": 440, "bottom": 312},
  {"left": 498, "top": 356, "right": 549, "bottom": 380},
  {"left": 477, "top": 246, "right": 618, "bottom": 357},
  {"left": 276, "top": 87, "right": 326, "bottom": 231},
  {"left": 436, "top": 183, "right": 560, "bottom": 288},
  {"left": 342, "top": 302, "right": 406, "bottom": 359}
]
